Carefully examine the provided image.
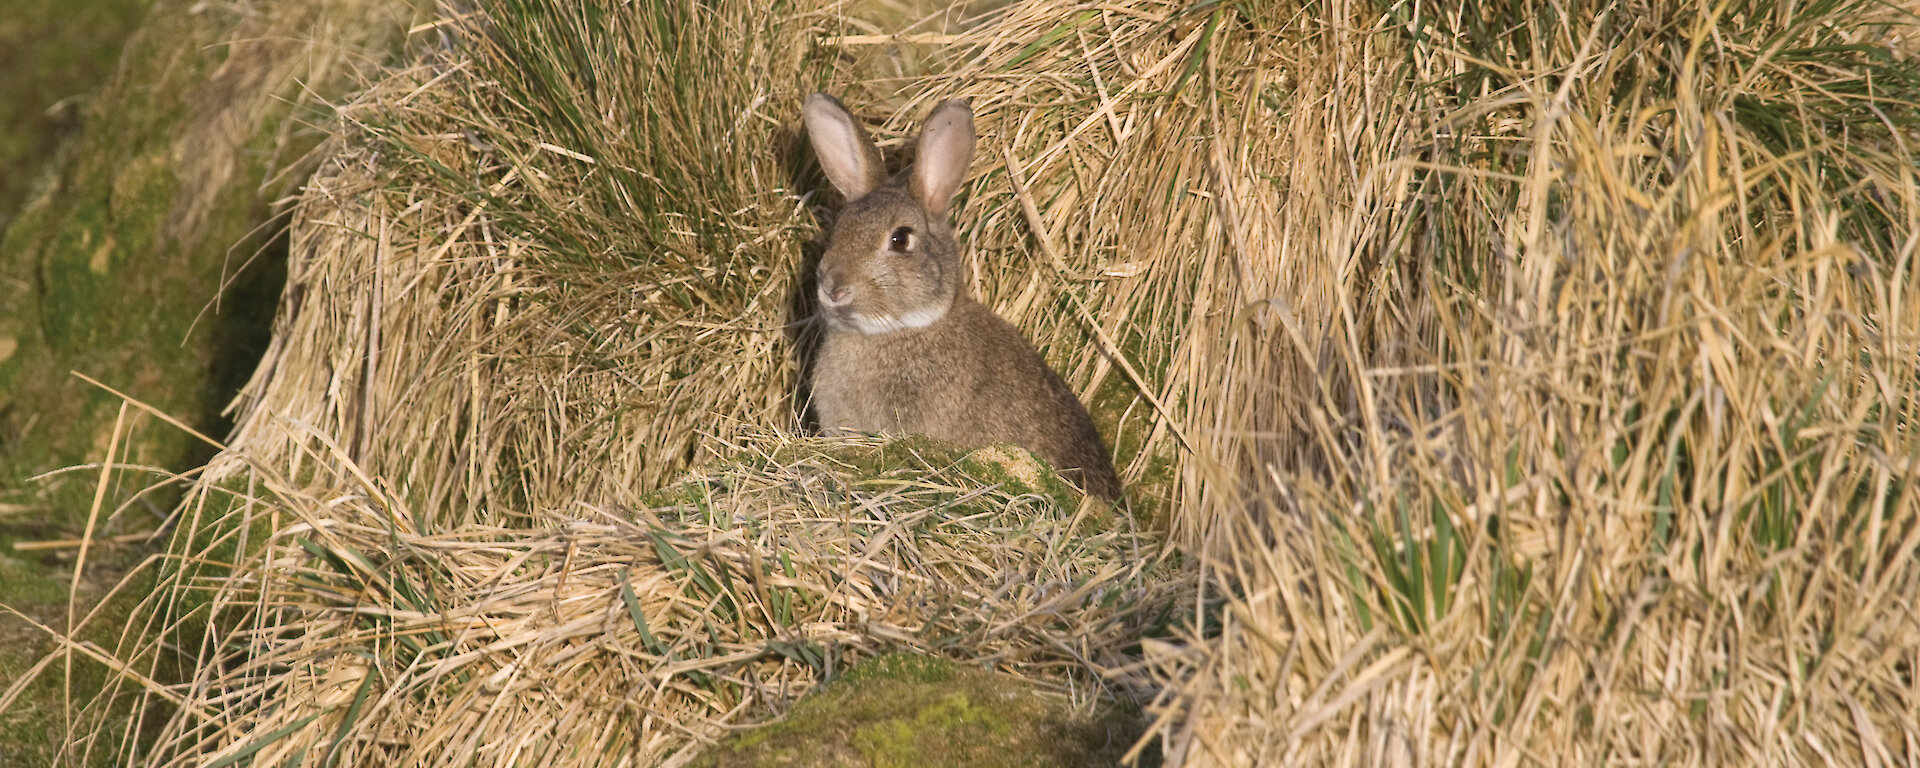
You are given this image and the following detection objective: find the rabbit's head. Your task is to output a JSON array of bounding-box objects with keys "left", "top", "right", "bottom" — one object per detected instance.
[{"left": 803, "top": 94, "right": 975, "bottom": 335}]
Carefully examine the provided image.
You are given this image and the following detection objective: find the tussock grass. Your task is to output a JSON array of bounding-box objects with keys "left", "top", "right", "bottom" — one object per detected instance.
[
  {"left": 14, "top": 0, "right": 1920, "bottom": 764},
  {"left": 219, "top": 0, "right": 836, "bottom": 522},
  {"left": 28, "top": 5, "right": 1184, "bottom": 762},
  {"left": 1068, "top": 1, "right": 1920, "bottom": 764},
  {"left": 111, "top": 434, "right": 1175, "bottom": 766}
]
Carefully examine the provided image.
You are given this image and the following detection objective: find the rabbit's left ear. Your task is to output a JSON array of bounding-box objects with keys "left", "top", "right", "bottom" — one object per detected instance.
[
  {"left": 805, "top": 93, "right": 886, "bottom": 200},
  {"left": 911, "top": 99, "right": 975, "bottom": 217}
]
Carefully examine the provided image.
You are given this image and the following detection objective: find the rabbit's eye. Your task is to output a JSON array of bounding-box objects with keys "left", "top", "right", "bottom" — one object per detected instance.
[{"left": 888, "top": 227, "right": 915, "bottom": 253}]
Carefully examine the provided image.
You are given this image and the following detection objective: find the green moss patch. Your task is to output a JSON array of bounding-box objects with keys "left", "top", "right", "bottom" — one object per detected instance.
[{"left": 698, "top": 652, "right": 1154, "bottom": 768}]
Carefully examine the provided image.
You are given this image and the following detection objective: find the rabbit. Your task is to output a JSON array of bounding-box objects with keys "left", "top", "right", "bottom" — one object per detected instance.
[{"left": 801, "top": 93, "right": 1123, "bottom": 501}]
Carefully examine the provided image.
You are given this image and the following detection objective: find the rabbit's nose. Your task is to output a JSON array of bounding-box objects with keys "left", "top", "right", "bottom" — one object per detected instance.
[{"left": 817, "top": 273, "right": 853, "bottom": 307}]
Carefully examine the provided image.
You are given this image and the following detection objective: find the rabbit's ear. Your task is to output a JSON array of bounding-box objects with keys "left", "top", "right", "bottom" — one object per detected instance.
[
  {"left": 804, "top": 93, "right": 885, "bottom": 200},
  {"left": 911, "top": 99, "right": 975, "bottom": 217}
]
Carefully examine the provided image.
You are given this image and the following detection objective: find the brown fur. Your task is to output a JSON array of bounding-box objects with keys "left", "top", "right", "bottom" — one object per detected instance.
[{"left": 802, "top": 94, "right": 1122, "bottom": 500}]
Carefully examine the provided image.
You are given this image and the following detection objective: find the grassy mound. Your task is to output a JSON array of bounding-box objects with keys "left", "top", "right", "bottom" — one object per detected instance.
[
  {"left": 127, "top": 432, "right": 1168, "bottom": 765},
  {"left": 9, "top": 0, "right": 1920, "bottom": 765},
  {"left": 1106, "top": 1, "right": 1920, "bottom": 764}
]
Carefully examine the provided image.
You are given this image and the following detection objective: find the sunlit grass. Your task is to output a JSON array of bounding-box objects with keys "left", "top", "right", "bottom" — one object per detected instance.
[{"left": 14, "top": 0, "right": 1920, "bottom": 764}]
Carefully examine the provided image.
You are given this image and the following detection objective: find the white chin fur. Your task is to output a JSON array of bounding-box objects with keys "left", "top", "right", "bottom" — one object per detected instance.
[{"left": 844, "top": 304, "right": 948, "bottom": 334}]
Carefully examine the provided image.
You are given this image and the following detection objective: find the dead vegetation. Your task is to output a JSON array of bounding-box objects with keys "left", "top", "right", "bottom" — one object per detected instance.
[{"left": 8, "top": 0, "right": 1920, "bottom": 765}]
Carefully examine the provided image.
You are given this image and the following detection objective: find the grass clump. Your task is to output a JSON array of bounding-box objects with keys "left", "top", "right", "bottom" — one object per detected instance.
[
  {"left": 15, "top": 0, "right": 1920, "bottom": 764},
  {"left": 38, "top": 0, "right": 1181, "bottom": 758},
  {"left": 91, "top": 432, "right": 1174, "bottom": 767},
  {"left": 1061, "top": 0, "right": 1920, "bottom": 764},
  {"left": 208, "top": 0, "right": 847, "bottom": 528}
]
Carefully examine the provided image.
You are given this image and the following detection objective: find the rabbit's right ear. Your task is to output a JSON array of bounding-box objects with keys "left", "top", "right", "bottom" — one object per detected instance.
[
  {"left": 911, "top": 100, "right": 974, "bottom": 218},
  {"left": 804, "top": 94, "right": 885, "bottom": 200}
]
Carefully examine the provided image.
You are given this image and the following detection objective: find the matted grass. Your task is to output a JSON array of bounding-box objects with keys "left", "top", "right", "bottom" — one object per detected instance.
[
  {"left": 123, "top": 431, "right": 1171, "bottom": 766},
  {"left": 22, "top": 10, "right": 1187, "bottom": 763},
  {"left": 1088, "top": 1, "right": 1920, "bottom": 764},
  {"left": 10, "top": 0, "right": 1920, "bottom": 765}
]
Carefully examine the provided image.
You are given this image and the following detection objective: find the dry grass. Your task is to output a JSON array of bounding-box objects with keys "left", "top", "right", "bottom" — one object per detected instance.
[
  {"left": 12, "top": 0, "right": 1920, "bottom": 765},
  {"left": 116, "top": 432, "right": 1170, "bottom": 766},
  {"left": 1050, "top": 1, "right": 1920, "bottom": 764},
  {"left": 18, "top": 5, "right": 1184, "bottom": 763}
]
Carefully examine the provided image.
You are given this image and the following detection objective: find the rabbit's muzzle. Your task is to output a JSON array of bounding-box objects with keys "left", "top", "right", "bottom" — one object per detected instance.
[
  {"left": 813, "top": 265, "right": 950, "bottom": 335},
  {"left": 817, "top": 269, "right": 853, "bottom": 309},
  {"left": 814, "top": 268, "right": 865, "bottom": 330}
]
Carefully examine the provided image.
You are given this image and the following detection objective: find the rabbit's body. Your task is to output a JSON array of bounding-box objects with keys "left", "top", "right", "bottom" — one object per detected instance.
[
  {"left": 803, "top": 94, "right": 1122, "bottom": 500},
  {"left": 813, "top": 295, "right": 1121, "bottom": 499}
]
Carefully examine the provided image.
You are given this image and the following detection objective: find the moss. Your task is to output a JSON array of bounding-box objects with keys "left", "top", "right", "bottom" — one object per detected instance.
[
  {"left": 0, "top": 0, "right": 422, "bottom": 508},
  {"left": 2, "top": 0, "right": 278, "bottom": 522},
  {"left": 0, "top": 543, "right": 161, "bottom": 768},
  {"left": 0, "top": 1, "right": 418, "bottom": 764},
  {"left": 0, "top": 549, "right": 74, "bottom": 608},
  {"left": 157, "top": 476, "right": 278, "bottom": 644},
  {"left": 821, "top": 434, "right": 975, "bottom": 480},
  {"left": 956, "top": 444, "right": 1081, "bottom": 504},
  {"left": 838, "top": 652, "right": 958, "bottom": 685},
  {"left": 0, "top": 0, "right": 149, "bottom": 230},
  {"left": 1084, "top": 371, "right": 1178, "bottom": 529},
  {"left": 696, "top": 652, "right": 1156, "bottom": 768},
  {"left": 851, "top": 690, "right": 1011, "bottom": 765}
]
